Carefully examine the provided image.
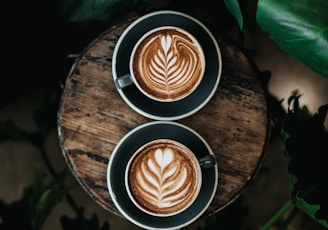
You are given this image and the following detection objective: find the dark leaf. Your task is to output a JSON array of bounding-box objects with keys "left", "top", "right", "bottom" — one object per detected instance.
[
  {"left": 33, "top": 86, "right": 63, "bottom": 138},
  {"left": 282, "top": 95, "right": 328, "bottom": 227},
  {"left": 0, "top": 163, "right": 69, "bottom": 229},
  {"left": 0, "top": 195, "right": 31, "bottom": 230},
  {"left": 196, "top": 196, "right": 248, "bottom": 230},
  {"left": 0, "top": 120, "right": 41, "bottom": 145},
  {"left": 30, "top": 163, "right": 69, "bottom": 229},
  {"left": 224, "top": 0, "right": 243, "bottom": 30},
  {"left": 61, "top": 207, "right": 110, "bottom": 230},
  {"left": 60, "top": 0, "right": 152, "bottom": 22}
]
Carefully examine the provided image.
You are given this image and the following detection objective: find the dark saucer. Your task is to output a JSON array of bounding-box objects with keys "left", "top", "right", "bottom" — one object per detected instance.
[
  {"left": 112, "top": 10, "right": 222, "bottom": 120},
  {"left": 107, "top": 121, "right": 218, "bottom": 229}
]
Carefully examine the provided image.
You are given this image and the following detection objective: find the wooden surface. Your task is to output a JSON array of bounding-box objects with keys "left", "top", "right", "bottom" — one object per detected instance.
[{"left": 58, "top": 16, "right": 270, "bottom": 218}]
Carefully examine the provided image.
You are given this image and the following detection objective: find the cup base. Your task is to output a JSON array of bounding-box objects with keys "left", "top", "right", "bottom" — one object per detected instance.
[
  {"left": 112, "top": 10, "right": 222, "bottom": 121},
  {"left": 107, "top": 121, "right": 218, "bottom": 230}
]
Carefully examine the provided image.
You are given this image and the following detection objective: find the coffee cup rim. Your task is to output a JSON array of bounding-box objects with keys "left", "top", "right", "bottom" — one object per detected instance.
[
  {"left": 124, "top": 138, "right": 203, "bottom": 217},
  {"left": 128, "top": 25, "right": 206, "bottom": 102},
  {"left": 107, "top": 121, "right": 218, "bottom": 229},
  {"left": 112, "top": 10, "right": 222, "bottom": 121}
]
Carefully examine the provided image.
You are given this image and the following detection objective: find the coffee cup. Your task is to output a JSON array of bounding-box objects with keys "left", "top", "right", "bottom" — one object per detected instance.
[
  {"left": 115, "top": 26, "right": 206, "bottom": 102},
  {"left": 107, "top": 121, "right": 218, "bottom": 229},
  {"left": 125, "top": 139, "right": 215, "bottom": 217},
  {"left": 112, "top": 10, "right": 222, "bottom": 120}
]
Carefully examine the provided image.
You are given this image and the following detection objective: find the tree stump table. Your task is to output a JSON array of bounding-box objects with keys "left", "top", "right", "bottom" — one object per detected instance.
[{"left": 57, "top": 15, "right": 270, "bottom": 218}]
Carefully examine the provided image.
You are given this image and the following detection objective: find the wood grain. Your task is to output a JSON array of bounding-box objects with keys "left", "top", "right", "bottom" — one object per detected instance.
[{"left": 58, "top": 17, "right": 270, "bottom": 218}]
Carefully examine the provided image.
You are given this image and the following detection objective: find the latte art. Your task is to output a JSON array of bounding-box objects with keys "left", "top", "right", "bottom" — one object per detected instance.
[
  {"left": 127, "top": 140, "right": 201, "bottom": 216},
  {"left": 137, "top": 148, "right": 191, "bottom": 208},
  {"left": 132, "top": 27, "right": 205, "bottom": 101}
]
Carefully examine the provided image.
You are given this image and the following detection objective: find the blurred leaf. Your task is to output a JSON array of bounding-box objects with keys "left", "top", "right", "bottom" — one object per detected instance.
[
  {"left": 0, "top": 191, "right": 31, "bottom": 230},
  {"left": 0, "top": 86, "right": 63, "bottom": 145},
  {"left": 60, "top": 207, "right": 110, "bottom": 230},
  {"left": 0, "top": 120, "right": 41, "bottom": 145},
  {"left": 268, "top": 94, "right": 286, "bottom": 139},
  {"left": 197, "top": 196, "right": 248, "bottom": 230},
  {"left": 30, "top": 164, "right": 68, "bottom": 229},
  {"left": 224, "top": 0, "right": 243, "bottom": 30},
  {"left": 0, "top": 163, "right": 68, "bottom": 229},
  {"left": 60, "top": 0, "right": 152, "bottom": 22},
  {"left": 281, "top": 94, "right": 328, "bottom": 227},
  {"left": 33, "top": 86, "right": 62, "bottom": 138},
  {"left": 295, "top": 197, "right": 327, "bottom": 227},
  {"left": 256, "top": 0, "right": 328, "bottom": 78}
]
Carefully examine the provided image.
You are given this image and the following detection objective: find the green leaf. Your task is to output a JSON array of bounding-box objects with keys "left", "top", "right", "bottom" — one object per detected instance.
[
  {"left": 224, "top": 0, "right": 243, "bottom": 30},
  {"left": 295, "top": 196, "right": 328, "bottom": 228},
  {"left": 29, "top": 164, "right": 68, "bottom": 229},
  {"left": 282, "top": 94, "right": 328, "bottom": 227},
  {"left": 31, "top": 189, "right": 61, "bottom": 229},
  {"left": 256, "top": 0, "right": 328, "bottom": 78},
  {"left": 0, "top": 163, "right": 69, "bottom": 229}
]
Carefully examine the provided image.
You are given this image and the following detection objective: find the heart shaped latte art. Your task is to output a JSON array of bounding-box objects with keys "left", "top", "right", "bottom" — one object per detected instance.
[{"left": 128, "top": 141, "right": 200, "bottom": 216}]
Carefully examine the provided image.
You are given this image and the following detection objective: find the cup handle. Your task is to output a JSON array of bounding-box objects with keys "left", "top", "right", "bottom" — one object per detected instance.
[
  {"left": 199, "top": 155, "right": 216, "bottom": 169},
  {"left": 115, "top": 74, "right": 133, "bottom": 89}
]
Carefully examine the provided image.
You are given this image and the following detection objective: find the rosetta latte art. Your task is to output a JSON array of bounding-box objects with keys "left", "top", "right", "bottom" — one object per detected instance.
[
  {"left": 128, "top": 141, "right": 200, "bottom": 216},
  {"left": 133, "top": 28, "right": 205, "bottom": 101}
]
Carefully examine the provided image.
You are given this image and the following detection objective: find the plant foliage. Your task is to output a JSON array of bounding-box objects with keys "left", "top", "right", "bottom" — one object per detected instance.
[
  {"left": 281, "top": 94, "right": 328, "bottom": 227},
  {"left": 60, "top": 0, "right": 151, "bottom": 21},
  {"left": 60, "top": 207, "right": 109, "bottom": 230},
  {"left": 0, "top": 163, "right": 68, "bottom": 230},
  {"left": 224, "top": 0, "right": 328, "bottom": 78},
  {"left": 0, "top": 87, "right": 110, "bottom": 230}
]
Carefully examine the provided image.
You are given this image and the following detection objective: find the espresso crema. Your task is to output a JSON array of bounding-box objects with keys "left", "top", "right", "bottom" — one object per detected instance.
[
  {"left": 126, "top": 139, "right": 202, "bottom": 216},
  {"left": 132, "top": 27, "right": 205, "bottom": 101}
]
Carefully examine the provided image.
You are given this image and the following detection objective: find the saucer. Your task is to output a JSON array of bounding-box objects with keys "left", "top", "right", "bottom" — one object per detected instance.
[
  {"left": 112, "top": 10, "right": 222, "bottom": 120},
  {"left": 107, "top": 121, "right": 218, "bottom": 230}
]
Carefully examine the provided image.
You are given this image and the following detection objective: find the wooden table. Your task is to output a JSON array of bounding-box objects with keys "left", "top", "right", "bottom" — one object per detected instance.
[{"left": 57, "top": 15, "right": 270, "bottom": 218}]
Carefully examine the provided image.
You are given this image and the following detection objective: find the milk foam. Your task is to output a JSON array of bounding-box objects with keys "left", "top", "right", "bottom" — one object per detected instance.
[
  {"left": 132, "top": 27, "right": 205, "bottom": 101},
  {"left": 127, "top": 140, "right": 201, "bottom": 216}
]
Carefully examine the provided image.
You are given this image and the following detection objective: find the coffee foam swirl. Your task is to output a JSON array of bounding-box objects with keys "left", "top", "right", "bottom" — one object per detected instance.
[
  {"left": 127, "top": 140, "right": 200, "bottom": 216},
  {"left": 133, "top": 28, "right": 205, "bottom": 101}
]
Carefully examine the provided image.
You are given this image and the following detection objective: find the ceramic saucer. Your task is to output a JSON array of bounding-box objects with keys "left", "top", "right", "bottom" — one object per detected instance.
[
  {"left": 107, "top": 121, "right": 218, "bottom": 229},
  {"left": 112, "top": 10, "right": 222, "bottom": 120}
]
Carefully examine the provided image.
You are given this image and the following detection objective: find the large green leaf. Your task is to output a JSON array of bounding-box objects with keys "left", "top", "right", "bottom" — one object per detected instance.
[
  {"left": 281, "top": 94, "right": 328, "bottom": 228},
  {"left": 256, "top": 0, "right": 328, "bottom": 78},
  {"left": 224, "top": 0, "right": 243, "bottom": 30}
]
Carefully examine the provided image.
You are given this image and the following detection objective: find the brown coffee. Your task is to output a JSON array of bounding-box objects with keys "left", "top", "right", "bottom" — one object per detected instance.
[
  {"left": 131, "top": 26, "right": 205, "bottom": 102},
  {"left": 126, "top": 139, "right": 202, "bottom": 216}
]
